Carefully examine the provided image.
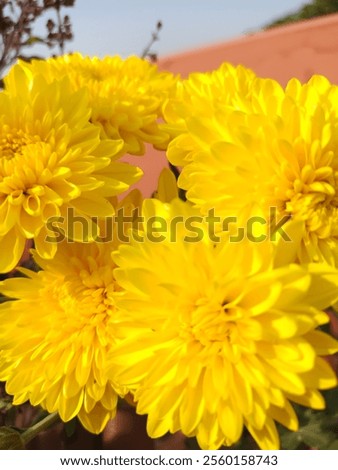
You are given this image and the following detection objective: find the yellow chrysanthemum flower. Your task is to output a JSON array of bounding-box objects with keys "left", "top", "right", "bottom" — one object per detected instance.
[
  {"left": 108, "top": 199, "right": 338, "bottom": 450},
  {"left": 165, "top": 69, "right": 338, "bottom": 266},
  {"left": 0, "top": 192, "right": 142, "bottom": 434},
  {"left": 11, "top": 53, "right": 177, "bottom": 155},
  {"left": 0, "top": 65, "right": 142, "bottom": 273},
  {"left": 162, "top": 62, "right": 257, "bottom": 167}
]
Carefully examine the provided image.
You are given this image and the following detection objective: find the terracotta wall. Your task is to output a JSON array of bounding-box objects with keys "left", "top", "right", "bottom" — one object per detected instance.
[
  {"left": 160, "top": 13, "right": 338, "bottom": 85},
  {"left": 124, "top": 13, "right": 338, "bottom": 196}
]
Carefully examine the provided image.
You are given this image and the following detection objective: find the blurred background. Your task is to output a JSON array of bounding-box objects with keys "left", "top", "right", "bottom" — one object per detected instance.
[
  {"left": 3, "top": 1, "right": 338, "bottom": 85},
  {"left": 57, "top": 0, "right": 309, "bottom": 57}
]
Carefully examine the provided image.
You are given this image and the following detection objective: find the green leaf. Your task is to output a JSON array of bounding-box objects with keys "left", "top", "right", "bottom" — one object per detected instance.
[
  {"left": 279, "top": 398, "right": 338, "bottom": 450},
  {"left": 0, "top": 427, "right": 25, "bottom": 449},
  {"left": 299, "top": 423, "right": 332, "bottom": 449},
  {"left": 327, "top": 440, "right": 338, "bottom": 450},
  {"left": 280, "top": 430, "right": 304, "bottom": 450}
]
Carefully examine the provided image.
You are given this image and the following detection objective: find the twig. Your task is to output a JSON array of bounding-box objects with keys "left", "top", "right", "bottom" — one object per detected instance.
[{"left": 141, "top": 20, "right": 162, "bottom": 61}]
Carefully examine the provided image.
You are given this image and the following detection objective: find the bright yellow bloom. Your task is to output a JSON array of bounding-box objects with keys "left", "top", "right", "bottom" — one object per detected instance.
[
  {"left": 108, "top": 199, "right": 338, "bottom": 450},
  {"left": 12, "top": 53, "right": 176, "bottom": 155},
  {"left": 165, "top": 69, "right": 338, "bottom": 266},
  {"left": 0, "top": 192, "right": 142, "bottom": 434},
  {"left": 163, "top": 62, "right": 257, "bottom": 166},
  {"left": 0, "top": 65, "right": 142, "bottom": 273}
]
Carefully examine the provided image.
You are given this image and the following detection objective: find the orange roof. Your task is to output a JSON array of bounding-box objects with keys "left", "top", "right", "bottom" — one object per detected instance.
[{"left": 159, "top": 13, "right": 338, "bottom": 85}]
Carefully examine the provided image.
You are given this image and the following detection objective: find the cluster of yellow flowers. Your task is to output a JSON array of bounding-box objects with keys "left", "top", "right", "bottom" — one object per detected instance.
[{"left": 0, "top": 54, "right": 337, "bottom": 450}]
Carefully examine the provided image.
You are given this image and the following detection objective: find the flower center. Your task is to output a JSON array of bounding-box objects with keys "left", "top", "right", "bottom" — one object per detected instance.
[
  {"left": 54, "top": 259, "right": 121, "bottom": 333},
  {"left": 282, "top": 162, "right": 338, "bottom": 236},
  {"left": 180, "top": 297, "right": 240, "bottom": 346},
  {"left": 0, "top": 127, "right": 39, "bottom": 160}
]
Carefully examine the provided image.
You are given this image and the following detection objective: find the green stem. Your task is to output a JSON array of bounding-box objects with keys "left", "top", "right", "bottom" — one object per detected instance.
[{"left": 21, "top": 412, "right": 60, "bottom": 445}]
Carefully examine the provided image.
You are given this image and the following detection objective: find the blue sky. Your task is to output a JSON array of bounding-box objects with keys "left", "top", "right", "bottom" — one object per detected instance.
[{"left": 42, "top": 0, "right": 308, "bottom": 58}]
